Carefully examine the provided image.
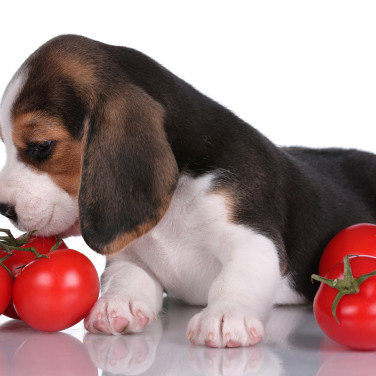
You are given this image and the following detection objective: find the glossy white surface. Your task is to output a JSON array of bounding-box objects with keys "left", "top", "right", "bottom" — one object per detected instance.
[{"left": 0, "top": 298, "right": 373, "bottom": 376}]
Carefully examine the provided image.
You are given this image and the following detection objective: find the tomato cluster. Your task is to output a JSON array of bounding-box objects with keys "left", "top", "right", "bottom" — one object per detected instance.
[
  {"left": 312, "top": 223, "right": 376, "bottom": 350},
  {"left": 0, "top": 229, "right": 99, "bottom": 332}
]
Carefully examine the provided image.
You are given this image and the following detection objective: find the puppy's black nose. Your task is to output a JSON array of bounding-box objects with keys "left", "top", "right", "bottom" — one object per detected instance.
[{"left": 0, "top": 204, "right": 18, "bottom": 222}]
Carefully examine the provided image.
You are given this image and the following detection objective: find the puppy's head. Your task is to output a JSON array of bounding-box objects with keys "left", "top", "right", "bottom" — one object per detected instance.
[{"left": 0, "top": 35, "right": 178, "bottom": 255}]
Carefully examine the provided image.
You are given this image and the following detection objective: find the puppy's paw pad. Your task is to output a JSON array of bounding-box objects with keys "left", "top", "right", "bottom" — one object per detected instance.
[
  {"left": 92, "top": 319, "right": 110, "bottom": 334},
  {"left": 111, "top": 314, "right": 129, "bottom": 333}
]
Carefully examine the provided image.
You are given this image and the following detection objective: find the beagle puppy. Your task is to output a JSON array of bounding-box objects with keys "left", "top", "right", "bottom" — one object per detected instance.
[{"left": 1, "top": 35, "right": 376, "bottom": 347}]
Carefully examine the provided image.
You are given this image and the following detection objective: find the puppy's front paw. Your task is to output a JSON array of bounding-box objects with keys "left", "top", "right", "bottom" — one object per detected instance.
[
  {"left": 187, "top": 304, "right": 264, "bottom": 348},
  {"left": 84, "top": 296, "right": 157, "bottom": 335}
]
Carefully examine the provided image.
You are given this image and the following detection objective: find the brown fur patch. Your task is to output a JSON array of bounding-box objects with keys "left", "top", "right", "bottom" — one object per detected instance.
[
  {"left": 210, "top": 187, "right": 237, "bottom": 223},
  {"left": 49, "top": 51, "right": 98, "bottom": 104},
  {"left": 12, "top": 111, "right": 83, "bottom": 197},
  {"left": 101, "top": 221, "right": 157, "bottom": 255}
]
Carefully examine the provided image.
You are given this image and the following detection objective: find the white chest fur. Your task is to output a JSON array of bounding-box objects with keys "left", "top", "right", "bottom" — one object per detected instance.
[{"left": 112, "top": 174, "right": 223, "bottom": 304}]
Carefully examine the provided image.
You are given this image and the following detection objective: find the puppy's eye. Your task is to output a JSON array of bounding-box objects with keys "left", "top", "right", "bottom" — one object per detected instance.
[{"left": 25, "top": 141, "right": 56, "bottom": 162}]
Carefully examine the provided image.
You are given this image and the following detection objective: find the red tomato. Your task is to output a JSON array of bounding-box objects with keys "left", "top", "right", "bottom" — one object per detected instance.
[
  {"left": 0, "top": 236, "right": 67, "bottom": 320},
  {"left": 12, "top": 249, "right": 99, "bottom": 332},
  {"left": 319, "top": 223, "right": 376, "bottom": 276},
  {"left": 313, "top": 255, "right": 376, "bottom": 350},
  {"left": 0, "top": 267, "right": 12, "bottom": 315}
]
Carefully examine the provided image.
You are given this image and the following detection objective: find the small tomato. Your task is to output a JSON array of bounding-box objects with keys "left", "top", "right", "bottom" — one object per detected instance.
[
  {"left": 13, "top": 249, "right": 99, "bottom": 332},
  {"left": 0, "top": 235, "right": 67, "bottom": 320}
]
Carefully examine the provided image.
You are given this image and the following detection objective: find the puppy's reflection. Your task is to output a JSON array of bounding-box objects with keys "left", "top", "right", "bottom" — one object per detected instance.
[
  {"left": 83, "top": 299, "right": 309, "bottom": 376},
  {"left": 84, "top": 320, "right": 163, "bottom": 375}
]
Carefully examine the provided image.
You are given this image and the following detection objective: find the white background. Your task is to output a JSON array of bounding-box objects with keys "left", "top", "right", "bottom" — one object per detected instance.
[{"left": 1, "top": 0, "right": 376, "bottom": 272}]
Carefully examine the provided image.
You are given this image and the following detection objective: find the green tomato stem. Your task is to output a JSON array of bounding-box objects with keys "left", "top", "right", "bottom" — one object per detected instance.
[
  {"left": 0, "top": 242, "right": 48, "bottom": 259},
  {"left": 50, "top": 236, "right": 63, "bottom": 252},
  {"left": 0, "top": 228, "right": 17, "bottom": 244},
  {"left": 0, "top": 229, "right": 50, "bottom": 277},
  {"left": 15, "top": 230, "right": 37, "bottom": 246}
]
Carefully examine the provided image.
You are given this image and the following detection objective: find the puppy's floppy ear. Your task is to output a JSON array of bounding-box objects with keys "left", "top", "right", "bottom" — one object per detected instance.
[{"left": 79, "top": 85, "right": 178, "bottom": 255}]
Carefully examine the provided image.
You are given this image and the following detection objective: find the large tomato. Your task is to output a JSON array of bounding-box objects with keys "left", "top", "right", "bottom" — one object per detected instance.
[
  {"left": 12, "top": 249, "right": 99, "bottom": 332},
  {"left": 319, "top": 223, "right": 376, "bottom": 276},
  {"left": 0, "top": 267, "right": 12, "bottom": 315},
  {"left": 0, "top": 235, "right": 67, "bottom": 320},
  {"left": 313, "top": 255, "right": 376, "bottom": 350}
]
